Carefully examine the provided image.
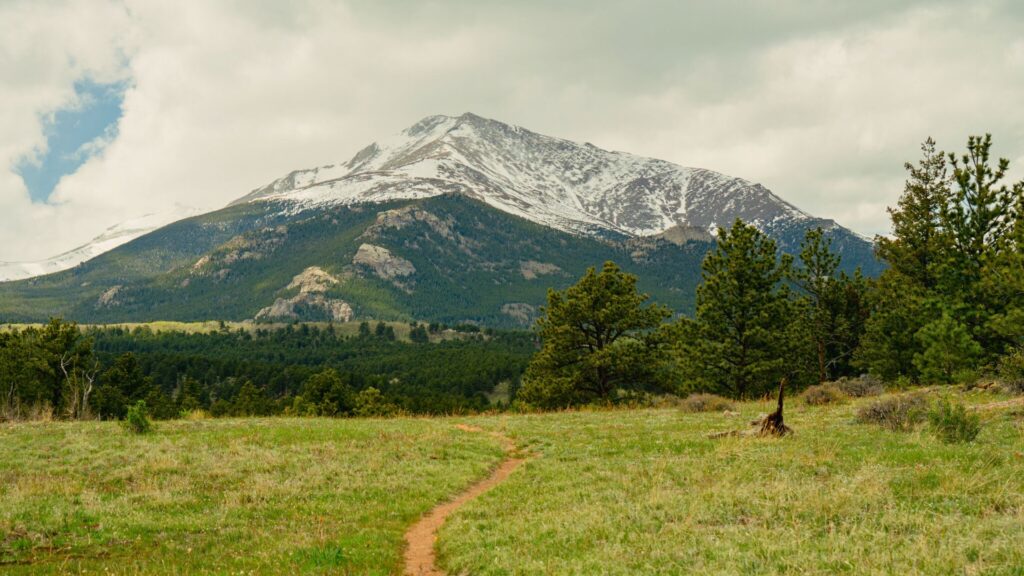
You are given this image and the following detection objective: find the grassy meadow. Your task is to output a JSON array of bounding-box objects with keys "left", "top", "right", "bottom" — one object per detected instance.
[{"left": 3, "top": 389, "right": 1023, "bottom": 574}]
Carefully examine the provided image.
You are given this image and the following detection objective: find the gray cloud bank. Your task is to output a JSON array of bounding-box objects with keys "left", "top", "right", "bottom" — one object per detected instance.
[{"left": 1, "top": 0, "right": 1022, "bottom": 260}]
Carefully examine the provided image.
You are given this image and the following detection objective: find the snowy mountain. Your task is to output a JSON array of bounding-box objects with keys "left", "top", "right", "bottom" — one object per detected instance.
[
  {"left": 0, "top": 208, "right": 199, "bottom": 282},
  {"left": 0, "top": 113, "right": 880, "bottom": 324},
  {"left": 234, "top": 113, "right": 860, "bottom": 246}
]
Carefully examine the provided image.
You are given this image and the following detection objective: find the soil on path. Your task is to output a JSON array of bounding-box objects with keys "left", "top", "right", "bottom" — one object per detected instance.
[{"left": 403, "top": 424, "right": 525, "bottom": 576}]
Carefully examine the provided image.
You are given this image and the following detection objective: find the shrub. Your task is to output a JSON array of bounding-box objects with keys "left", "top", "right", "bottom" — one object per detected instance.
[
  {"left": 352, "top": 387, "right": 399, "bottom": 418},
  {"left": 927, "top": 399, "right": 981, "bottom": 443},
  {"left": 122, "top": 400, "right": 153, "bottom": 434},
  {"left": 856, "top": 394, "right": 928, "bottom": 432},
  {"left": 833, "top": 375, "right": 885, "bottom": 398},
  {"left": 998, "top": 347, "right": 1024, "bottom": 395},
  {"left": 680, "top": 393, "right": 734, "bottom": 413},
  {"left": 181, "top": 408, "right": 211, "bottom": 421},
  {"left": 802, "top": 383, "right": 849, "bottom": 406}
]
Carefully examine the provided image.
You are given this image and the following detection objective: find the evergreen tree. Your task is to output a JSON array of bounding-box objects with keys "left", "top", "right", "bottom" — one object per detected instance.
[
  {"left": 232, "top": 380, "right": 268, "bottom": 416},
  {"left": 300, "top": 368, "right": 353, "bottom": 416},
  {"left": 862, "top": 134, "right": 1024, "bottom": 380},
  {"left": 677, "top": 220, "right": 794, "bottom": 398},
  {"left": 913, "top": 312, "right": 982, "bottom": 384},
  {"left": 409, "top": 325, "right": 430, "bottom": 343},
  {"left": 517, "top": 262, "right": 670, "bottom": 408},
  {"left": 941, "top": 134, "right": 1015, "bottom": 292},
  {"left": 876, "top": 137, "right": 950, "bottom": 290},
  {"left": 0, "top": 330, "right": 50, "bottom": 420},
  {"left": 791, "top": 228, "right": 868, "bottom": 382},
  {"left": 857, "top": 271, "right": 930, "bottom": 382}
]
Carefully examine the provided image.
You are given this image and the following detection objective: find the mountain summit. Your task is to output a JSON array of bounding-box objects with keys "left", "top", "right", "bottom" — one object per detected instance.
[
  {"left": 234, "top": 113, "right": 855, "bottom": 249},
  {"left": 0, "top": 113, "right": 879, "bottom": 325}
]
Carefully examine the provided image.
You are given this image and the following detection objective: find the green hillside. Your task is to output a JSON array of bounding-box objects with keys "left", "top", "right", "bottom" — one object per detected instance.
[{"left": 0, "top": 195, "right": 712, "bottom": 326}]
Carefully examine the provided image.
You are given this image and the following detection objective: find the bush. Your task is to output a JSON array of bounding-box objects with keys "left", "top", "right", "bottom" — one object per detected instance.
[
  {"left": 352, "top": 387, "right": 399, "bottom": 418},
  {"left": 802, "top": 383, "right": 849, "bottom": 406},
  {"left": 927, "top": 399, "right": 981, "bottom": 443},
  {"left": 856, "top": 394, "right": 928, "bottom": 432},
  {"left": 833, "top": 375, "right": 885, "bottom": 398},
  {"left": 122, "top": 400, "right": 153, "bottom": 434},
  {"left": 680, "top": 393, "right": 734, "bottom": 413},
  {"left": 181, "top": 408, "right": 211, "bottom": 421},
  {"left": 998, "top": 347, "right": 1024, "bottom": 395}
]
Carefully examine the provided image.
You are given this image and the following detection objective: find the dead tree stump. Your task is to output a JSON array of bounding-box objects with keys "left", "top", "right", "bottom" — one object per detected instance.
[
  {"left": 757, "top": 378, "right": 792, "bottom": 437},
  {"left": 708, "top": 378, "right": 793, "bottom": 439}
]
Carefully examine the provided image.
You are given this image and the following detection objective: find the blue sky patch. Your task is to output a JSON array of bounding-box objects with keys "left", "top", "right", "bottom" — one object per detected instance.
[{"left": 15, "top": 79, "right": 126, "bottom": 203}]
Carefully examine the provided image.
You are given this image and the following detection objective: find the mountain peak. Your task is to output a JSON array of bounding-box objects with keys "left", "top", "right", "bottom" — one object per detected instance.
[{"left": 233, "top": 114, "right": 857, "bottom": 250}]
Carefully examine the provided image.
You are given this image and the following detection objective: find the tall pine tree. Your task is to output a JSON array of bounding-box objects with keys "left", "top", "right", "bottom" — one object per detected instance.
[
  {"left": 677, "top": 220, "right": 794, "bottom": 398},
  {"left": 517, "top": 262, "right": 670, "bottom": 408},
  {"left": 791, "top": 228, "right": 868, "bottom": 382},
  {"left": 876, "top": 137, "right": 950, "bottom": 290}
]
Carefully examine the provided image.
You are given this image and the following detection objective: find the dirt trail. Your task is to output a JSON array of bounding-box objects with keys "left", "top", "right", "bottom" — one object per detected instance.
[{"left": 403, "top": 424, "right": 525, "bottom": 576}]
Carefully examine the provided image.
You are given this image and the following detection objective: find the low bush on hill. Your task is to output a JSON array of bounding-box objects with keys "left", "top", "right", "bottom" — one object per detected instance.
[
  {"left": 998, "top": 347, "right": 1024, "bottom": 395},
  {"left": 833, "top": 374, "right": 885, "bottom": 397},
  {"left": 856, "top": 393, "right": 928, "bottom": 432},
  {"left": 680, "top": 393, "right": 734, "bottom": 413},
  {"left": 927, "top": 398, "right": 981, "bottom": 443},
  {"left": 802, "top": 383, "right": 849, "bottom": 406},
  {"left": 121, "top": 401, "right": 153, "bottom": 434}
]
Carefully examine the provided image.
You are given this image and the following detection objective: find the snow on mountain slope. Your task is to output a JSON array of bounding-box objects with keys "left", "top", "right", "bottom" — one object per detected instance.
[
  {"left": 235, "top": 113, "right": 839, "bottom": 241},
  {"left": 0, "top": 208, "right": 199, "bottom": 282}
]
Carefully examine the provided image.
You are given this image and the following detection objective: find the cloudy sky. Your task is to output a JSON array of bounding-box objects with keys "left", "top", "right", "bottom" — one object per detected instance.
[{"left": 2, "top": 0, "right": 1023, "bottom": 261}]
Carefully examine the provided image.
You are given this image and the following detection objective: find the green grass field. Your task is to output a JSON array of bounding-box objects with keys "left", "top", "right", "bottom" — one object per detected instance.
[{"left": 3, "top": 390, "right": 1023, "bottom": 574}]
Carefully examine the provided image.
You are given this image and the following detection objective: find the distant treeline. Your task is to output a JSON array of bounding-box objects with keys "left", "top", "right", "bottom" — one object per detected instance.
[{"left": 0, "top": 321, "right": 534, "bottom": 421}]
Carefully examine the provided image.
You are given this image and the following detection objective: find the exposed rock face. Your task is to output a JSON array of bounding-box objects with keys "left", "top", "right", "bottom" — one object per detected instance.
[
  {"left": 353, "top": 243, "right": 415, "bottom": 280},
  {"left": 363, "top": 205, "right": 455, "bottom": 240},
  {"left": 96, "top": 285, "right": 123, "bottom": 308},
  {"left": 501, "top": 302, "right": 537, "bottom": 325},
  {"left": 519, "top": 260, "right": 562, "bottom": 280},
  {"left": 255, "top": 266, "right": 352, "bottom": 322},
  {"left": 256, "top": 294, "right": 352, "bottom": 322},
  {"left": 653, "top": 224, "right": 715, "bottom": 245},
  {"left": 287, "top": 266, "right": 339, "bottom": 293}
]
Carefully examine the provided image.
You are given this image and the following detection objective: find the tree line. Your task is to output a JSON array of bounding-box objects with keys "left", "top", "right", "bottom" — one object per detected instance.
[
  {"left": 518, "top": 134, "right": 1024, "bottom": 408},
  {"left": 0, "top": 321, "right": 535, "bottom": 421}
]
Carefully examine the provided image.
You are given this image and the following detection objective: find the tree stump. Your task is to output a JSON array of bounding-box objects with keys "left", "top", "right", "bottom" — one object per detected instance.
[
  {"left": 708, "top": 378, "right": 793, "bottom": 439},
  {"left": 757, "top": 378, "right": 792, "bottom": 437}
]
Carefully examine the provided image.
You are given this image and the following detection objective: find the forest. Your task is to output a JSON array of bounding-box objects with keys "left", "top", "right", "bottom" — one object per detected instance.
[{"left": 0, "top": 321, "right": 534, "bottom": 420}]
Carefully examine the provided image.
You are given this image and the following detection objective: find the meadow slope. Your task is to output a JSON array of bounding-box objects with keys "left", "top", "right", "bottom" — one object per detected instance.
[{"left": 2, "top": 390, "right": 1023, "bottom": 575}]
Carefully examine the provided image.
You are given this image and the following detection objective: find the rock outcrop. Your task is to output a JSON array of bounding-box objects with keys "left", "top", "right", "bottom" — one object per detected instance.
[
  {"left": 255, "top": 266, "right": 352, "bottom": 322},
  {"left": 353, "top": 244, "right": 416, "bottom": 280}
]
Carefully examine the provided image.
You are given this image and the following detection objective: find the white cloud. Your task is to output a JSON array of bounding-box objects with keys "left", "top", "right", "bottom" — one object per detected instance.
[{"left": 2, "top": 0, "right": 1023, "bottom": 260}]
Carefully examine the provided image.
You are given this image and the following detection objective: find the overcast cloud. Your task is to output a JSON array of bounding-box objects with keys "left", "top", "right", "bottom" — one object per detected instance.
[{"left": 2, "top": 0, "right": 1023, "bottom": 261}]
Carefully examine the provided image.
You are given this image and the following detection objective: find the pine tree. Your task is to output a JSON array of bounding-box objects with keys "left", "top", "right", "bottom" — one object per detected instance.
[
  {"left": 862, "top": 134, "right": 1023, "bottom": 380},
  {"left": 913, "top": 312, "right": 982, "bottom": 384},
  {"left": 678, "top": 220, "right": 794, "bottom": 398},
  {"left": 517, "top": 261, "right": 670, "bottom": 408},
  {"left": 876, "top": 138, "right": 950, "bottom": 290},
  {"left": 941, "top": 135, "right": 1022, "bottom": 357},
  {"left": 942, "top": 134, "right": 1015, "bottom": 292},
  {"left": 791, "top": 228, "right": 868, "bottom": 382}
]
